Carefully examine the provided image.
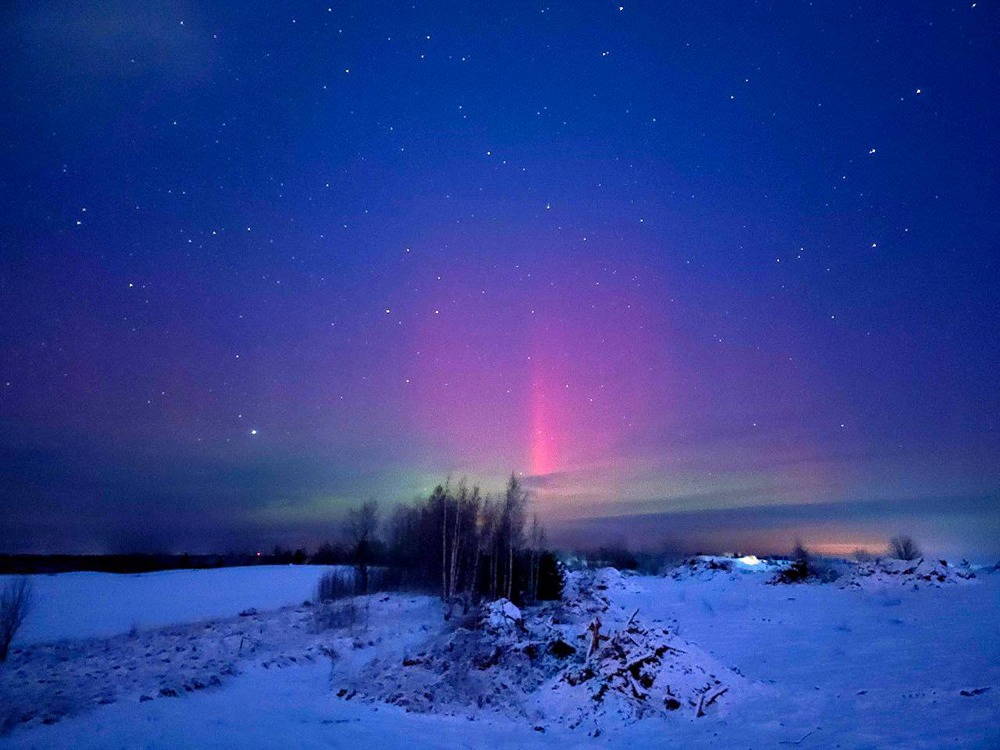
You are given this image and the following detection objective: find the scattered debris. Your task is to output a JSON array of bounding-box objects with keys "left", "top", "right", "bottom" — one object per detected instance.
[
  {"left": 538, "top": 605, "right": 742, "bottom": 729},
  {"left": 838, "top": 559, "right": 977, "bottom": 590},
  {"left": 341, "top": 570, "right": 744, "bottom": 732}
]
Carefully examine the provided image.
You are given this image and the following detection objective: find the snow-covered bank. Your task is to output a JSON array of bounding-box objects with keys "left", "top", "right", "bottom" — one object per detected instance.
[{"left": 0, "top": 590, "right": 442, "bottom": 735}]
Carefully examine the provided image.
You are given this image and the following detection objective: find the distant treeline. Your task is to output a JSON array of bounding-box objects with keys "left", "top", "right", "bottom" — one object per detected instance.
[
  {"left": 0, "top": 474, "right": 563, "bottom": 604},
  {"left": 0, "top": 551, "right": 320, "bottom": 575}
]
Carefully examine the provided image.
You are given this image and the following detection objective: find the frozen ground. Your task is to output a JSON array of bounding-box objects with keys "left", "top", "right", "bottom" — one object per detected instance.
[
  {"left": 1, "top": 560, "right": 997, "bottom": 749},
  {"left": 0, "top": 566, "right": 342, "bottom": 643}
]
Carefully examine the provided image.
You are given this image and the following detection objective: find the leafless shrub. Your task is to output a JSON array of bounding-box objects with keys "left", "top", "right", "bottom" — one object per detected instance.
[
  {"left": 888, "top": 535, "right": 921, "bottom": 561},
  {"left": 772, "top": 541, "right": 839, "bottom": 584},
  {"left": 312, "top": 598, "right": 359, "bottom": 632},
  {"left": 316, "top": 569, "right": 356, "bottom": 603},
  {"left": 1, "top": 578, "right": 34, "bottom": 663},
  {"left": 315, "top": 566, "right": 410, "bottom": 605}
]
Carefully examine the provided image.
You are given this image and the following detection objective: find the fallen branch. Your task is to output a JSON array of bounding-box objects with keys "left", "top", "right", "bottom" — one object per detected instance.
[
  {"left": 779, "top": 730, "right": 814, "bottom": 745},
  {"left": 626, "top": 674, "right": 647, "bottom": 700},
  {"left": 622, "top": 652, "right": 661, "bottom": 675},
  {"left": 704, "top": 687, "right": 728, "bottom": 708}
]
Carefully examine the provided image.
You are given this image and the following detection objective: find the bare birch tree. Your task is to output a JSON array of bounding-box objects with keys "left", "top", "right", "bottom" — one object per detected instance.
[{"left": 347, "top": 500, "right": 379, "bottom": 595}]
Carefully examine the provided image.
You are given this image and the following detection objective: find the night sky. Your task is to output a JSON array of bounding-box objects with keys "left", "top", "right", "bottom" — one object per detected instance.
[{"left": 2, "top": 1, "right": 998, "bottom": 558}]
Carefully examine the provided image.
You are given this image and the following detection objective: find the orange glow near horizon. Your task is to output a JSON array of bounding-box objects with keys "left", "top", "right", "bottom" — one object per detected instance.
[{"left": 807, "top": 540, "right": 888, "bottom": 557}]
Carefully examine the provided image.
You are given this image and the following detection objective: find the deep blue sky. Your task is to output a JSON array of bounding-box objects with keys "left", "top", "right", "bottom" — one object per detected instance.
[{"left": 1, "top": 1, "right": 998, "bottom": 557}]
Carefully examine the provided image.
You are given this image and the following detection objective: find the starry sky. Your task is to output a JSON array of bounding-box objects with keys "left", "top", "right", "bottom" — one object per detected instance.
[{"left": 2, "top": 1, "right": 998, "bottom": 558}]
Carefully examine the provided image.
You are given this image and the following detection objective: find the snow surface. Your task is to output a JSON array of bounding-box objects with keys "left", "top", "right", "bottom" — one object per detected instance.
[
  {"left": 1, "top": 562, "right": 997, "bottom": 749},
  {"left": 0, "top": 566, "right": 344, "bottom": 644},
  {"left": 485, "top": 598, "right": 524, "bottom": 633}
]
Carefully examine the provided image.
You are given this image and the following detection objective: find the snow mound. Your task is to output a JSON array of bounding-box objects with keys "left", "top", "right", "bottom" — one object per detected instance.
[
  {"left": 558, "top": 567, "right": 645, "bottom": 626},
  {"left": 667, "top": 555, "right": 782, "bottom": 581},
  {"left": 342, "top": 576, "right": 745, "bottom": 733},
  {"left": 339, "top": 600, "right": 570, "bottom": 718},
  {"left": 533, "top": 612, "right": 744, "bottom": 732},
  {"left": 838, "top": 558, "right": 977, "bottom": 590},
  {"left": 592, "top": 566, "right": 642, "bottom": 589},
  {"left": 485, "top": 598, "right": 524, "bottom": 634}
]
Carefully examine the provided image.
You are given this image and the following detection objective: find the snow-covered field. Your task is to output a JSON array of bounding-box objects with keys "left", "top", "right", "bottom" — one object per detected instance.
[
  {"left": 1, "top": 566, "right": 341, "bottom": 644},
  {"left": 1, "top": 560, "right": 997, "bottom": 749}
]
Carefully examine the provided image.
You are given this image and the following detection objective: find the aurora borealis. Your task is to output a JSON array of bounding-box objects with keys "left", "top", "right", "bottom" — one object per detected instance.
[{"left": 1, "top": 1, "right": 998, "bottom": 558}]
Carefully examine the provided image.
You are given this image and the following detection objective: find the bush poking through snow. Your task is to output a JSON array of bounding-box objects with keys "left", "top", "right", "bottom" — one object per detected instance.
[
  {"left": 315, "top": 567, "right": 412, "bottom": 605},
  {"left": 312, "top": 598, "right": 360, "bottom": 632},
  {"left": 770, "top": 543, "right": 839, "bottom": 584},
  {"left": 0, "top": 577, "right": 33, "bottom": 663},
  {"left": 316, "top": 570, "right": 355, "bottom": 603},
  {"left": 889, "top": 535, "right": 922, "bottom": 561}
]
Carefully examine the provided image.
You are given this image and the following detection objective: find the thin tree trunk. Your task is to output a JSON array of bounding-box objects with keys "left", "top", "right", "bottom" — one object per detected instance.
[
  {"left": 534, "top": 551, "right": 541, "bottom": 602},
  {"left": 441, "top": 497, "right": 448, "bottom": 601},
  {"left": 469, "top": 529, "right": 482, "bottom": 604},
  {"left": 490, "top": 540, "right": 497, "bottom": 599},
  {"left": 449, "top": 500, "right": 462, "bottom": 599},
  {"left": 506, "top": 540, "right": 514, "bottom": 600}
]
